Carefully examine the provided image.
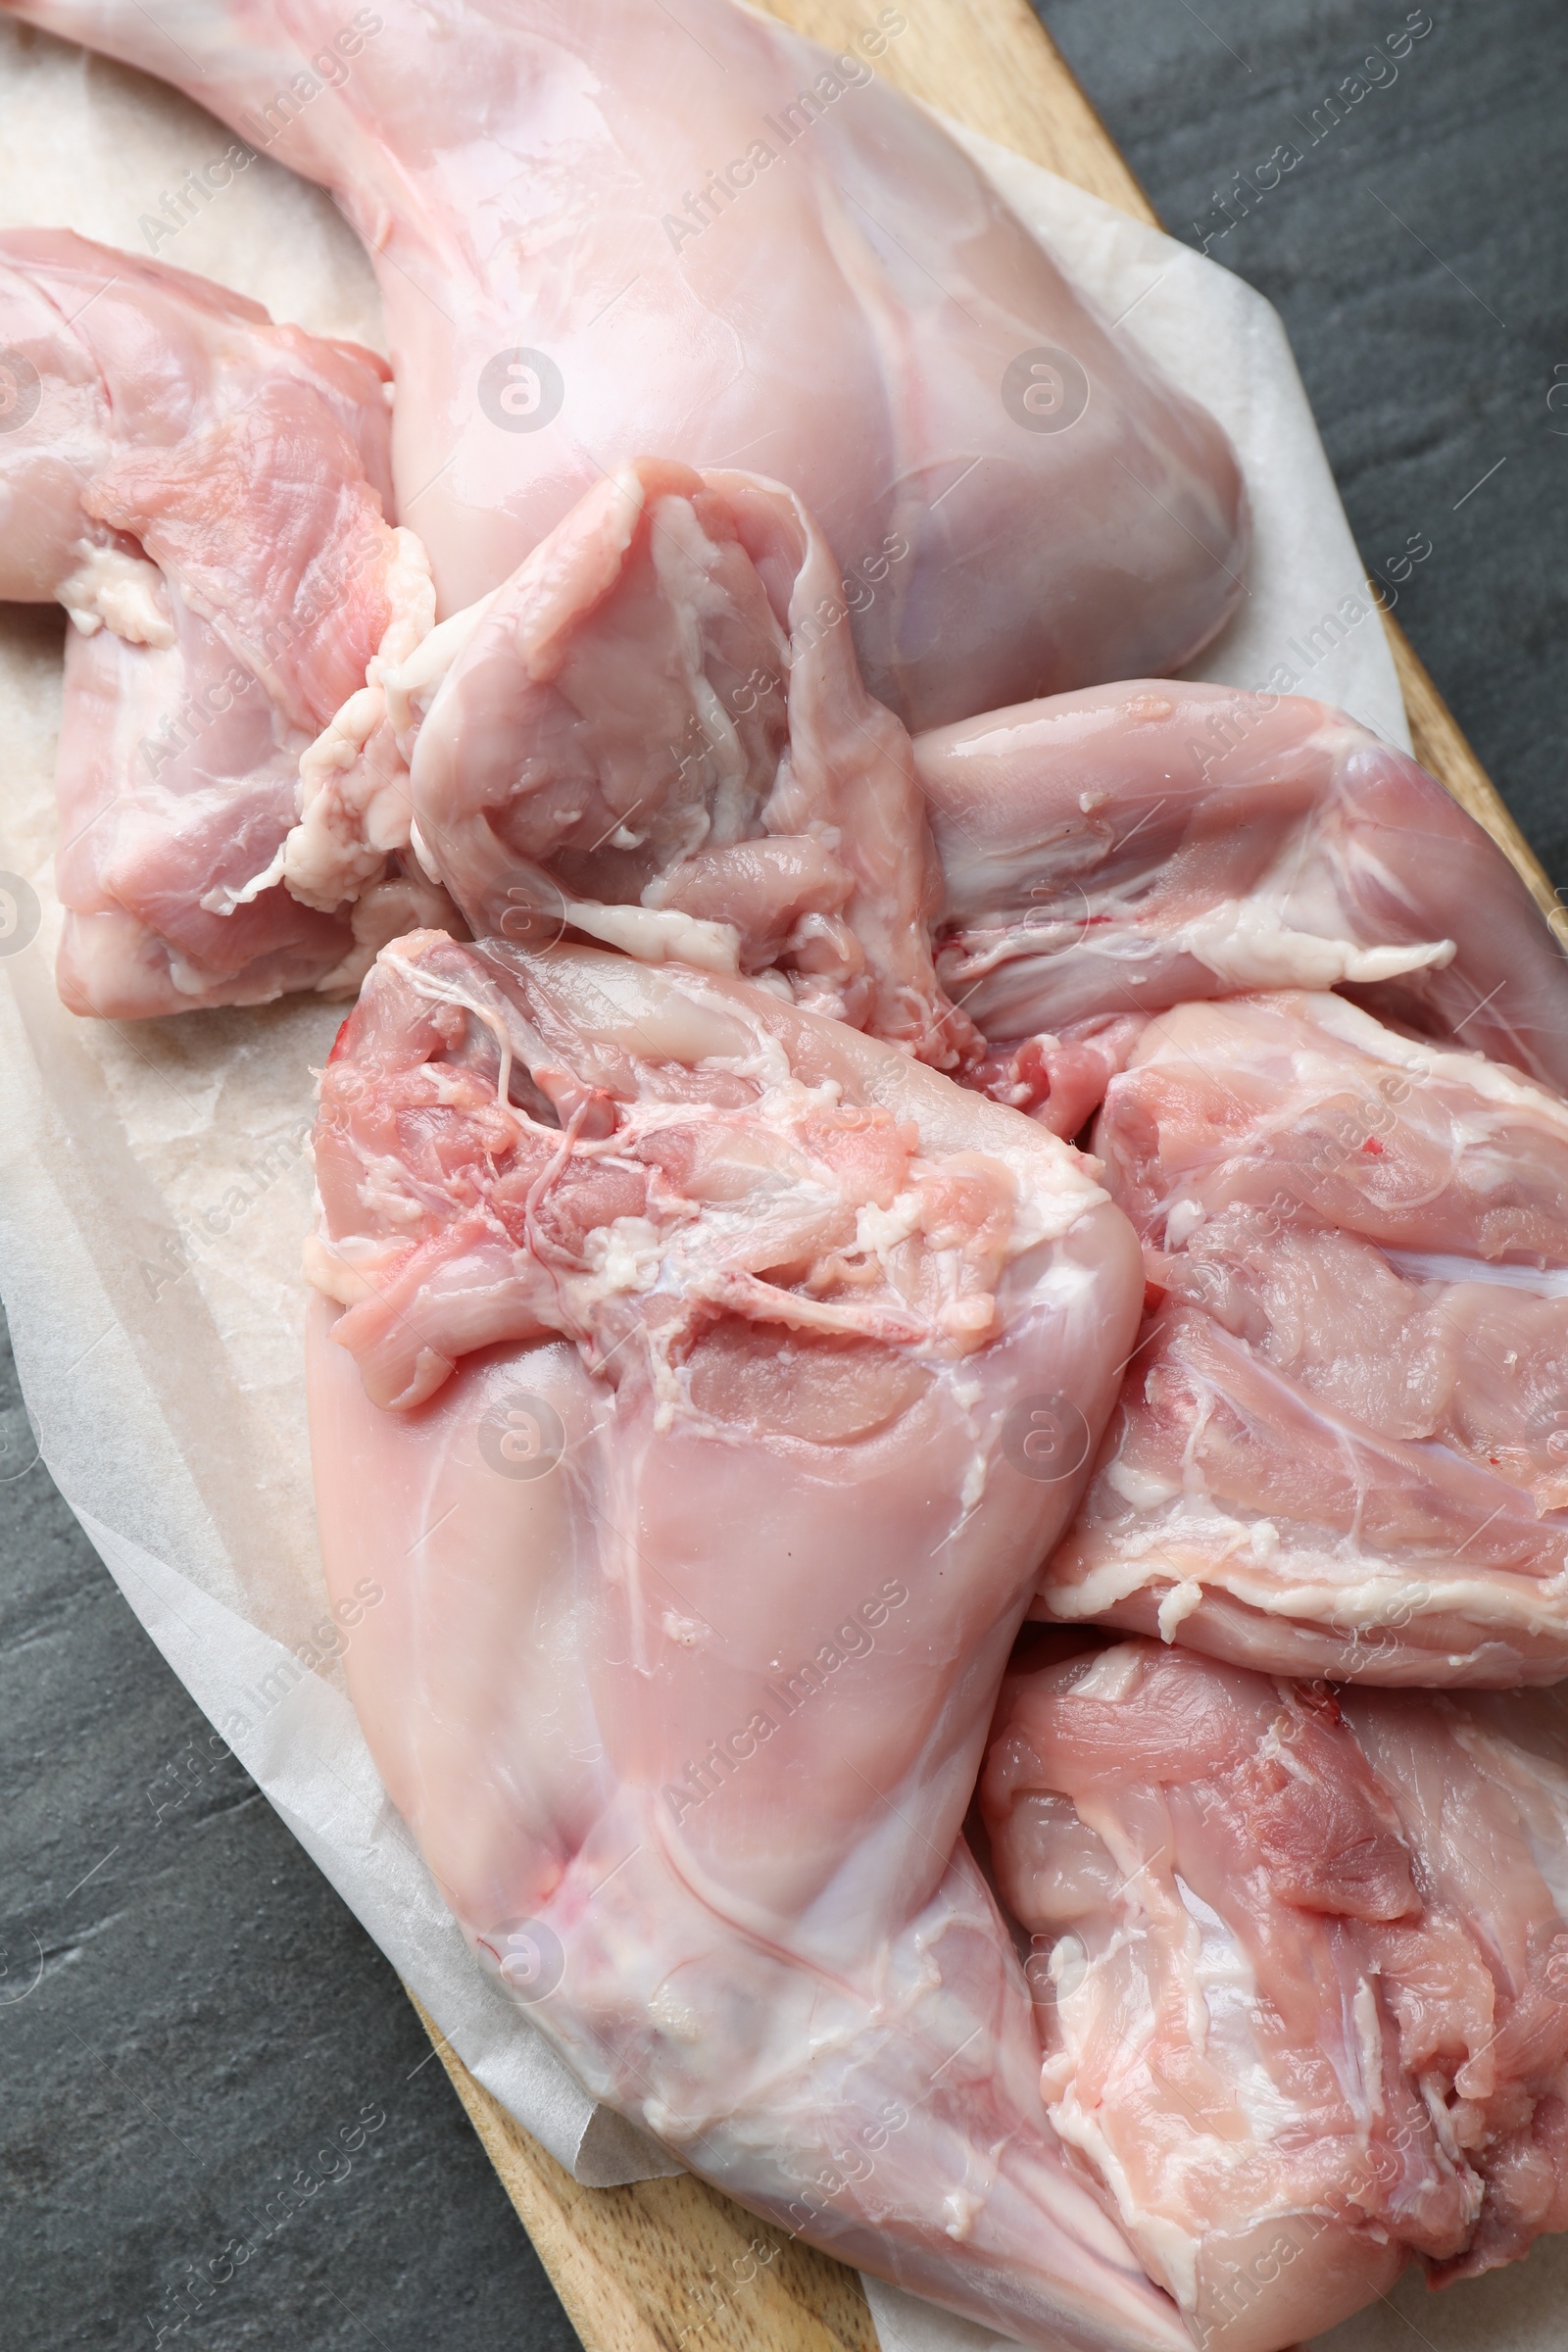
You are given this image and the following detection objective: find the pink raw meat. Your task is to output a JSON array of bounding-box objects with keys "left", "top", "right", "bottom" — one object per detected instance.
[
  {"left": 305, "top": 456, "right": 970, "bottom": 1064},
  {"left": 985, "top": 1637, "right": 1568, "bottom": 2351},
  {"left": 0, "top": 228, "right": 451, "bottom": 1014},
  {"left": 1035, "top": 990, "right": 1568, "bottom": 1683},
  {"left": 0, "top": 0, "right": 1248, "bottom": 729},
  {"left": 914, "top": 680, "right": 1568, "bottom": 1104},
  {"left": 299, "top": 926, "right": 1196, "bottom": 2351}
]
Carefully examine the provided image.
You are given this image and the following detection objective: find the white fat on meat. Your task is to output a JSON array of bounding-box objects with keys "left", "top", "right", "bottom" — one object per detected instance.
[
  {"left": 986, "top": 1638, "right": 1568, "bottom": 2352},
  {"left": 1036, "top": 990, "right": 1568, "bottom": 1682},
  {"left": 298, "top": 928, "right": 1197, "bottom": 2352},
  {"left": 368, "top": 459, "right": 972, "bottom": 1066},
  {"left": 0, "top": 227, "right": 457, "bottom": 1017},
  {"left": 917, "top": 679, "right": 1568, "bottom": 1098}
]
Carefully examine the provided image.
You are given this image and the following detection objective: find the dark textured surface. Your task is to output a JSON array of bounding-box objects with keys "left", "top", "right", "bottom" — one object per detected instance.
[
  {"left": 4, "top": 5, "right": 1567, "bottom": 2347},
  {"left": 1034, "top": 0, "right": 1568, "bottom": 892},
  {"left": 0, "top": 1310, "right": 581, "bottom": 2345}
]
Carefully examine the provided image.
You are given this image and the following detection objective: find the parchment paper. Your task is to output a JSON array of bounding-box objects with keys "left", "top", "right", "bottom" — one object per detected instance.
[{"left": 11, "top": 20, "right": 1558, "bottom": 2351}]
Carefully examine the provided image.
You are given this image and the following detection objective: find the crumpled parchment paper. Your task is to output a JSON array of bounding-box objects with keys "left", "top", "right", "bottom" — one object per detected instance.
[{"left": 11, "top": 19, "right": 1559, "bottom": 2351}]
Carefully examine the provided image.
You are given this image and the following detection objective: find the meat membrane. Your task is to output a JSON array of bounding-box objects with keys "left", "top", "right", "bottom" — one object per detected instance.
[
  {"left": 291, "top": 455, "right": 969, "bottom": 1064},
  {"left": 301, "top": 928, "right": 1198, "bottom": 2351},
  {"left": 0, "top": 0, "right": 1249, "bottom": 729},
  {"left": 915, "top": 680, "right": 1568, "bottom": 1105},
  {"left": 984, "top": 1637, "right": 1568, "bottom": 2351},
  {"left": 1035, "top": 990, "right": 1568, "bottom": 1683},
  {"left": 0, "top": 228, "right": 451, "bottom": 1014}
]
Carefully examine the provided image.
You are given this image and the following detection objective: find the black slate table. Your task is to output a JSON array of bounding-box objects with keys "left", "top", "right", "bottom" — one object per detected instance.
[{"left": 3, "top": 4, "right": 1566, "bottom": 2345}]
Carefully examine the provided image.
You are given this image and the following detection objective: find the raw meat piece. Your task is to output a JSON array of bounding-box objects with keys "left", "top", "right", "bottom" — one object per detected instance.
[
  {"left": 965, "top": 1016, "right": 1149, "bottom": 1143},
  {"left": 300, "top": 456, "right": 969, "bottom": 1064},
  {"left": 984, "top": 1638, "right": 1568, "bottom": 2352},
  {"left": 303, "top": 929, "right": 1191, "bottom": 2351},
  {"left": 916, "top": 680, "right": 1568, "bottom": 1100},
  {"left": 1035, "top": 990, "right": 1568, "bottom": 1683},
  {"left": 0, "top": 0, "right": 1249, "bottom": 729},
  {"left": 0, "top": 228, "right": 449, "bottom": 1013}
]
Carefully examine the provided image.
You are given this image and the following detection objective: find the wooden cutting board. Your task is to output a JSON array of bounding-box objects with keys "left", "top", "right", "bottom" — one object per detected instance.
[{"left": 409, "top": 7, "right": 1560, "bottom": 2348}]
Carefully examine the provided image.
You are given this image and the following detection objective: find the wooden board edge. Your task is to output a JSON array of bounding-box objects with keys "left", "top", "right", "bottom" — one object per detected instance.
[
  {"left": 1382, "top": 612, "right": 1560, "bottom": 926},
  {"left": 406, "top": 1992, "right": 876, "bottom": 2352},
  {"left": 773, "top": 0, "right": 1159, "bottom": 220}
]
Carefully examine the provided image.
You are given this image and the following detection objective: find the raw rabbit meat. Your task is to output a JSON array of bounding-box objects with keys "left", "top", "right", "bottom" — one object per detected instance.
[
  {"left": 1035, "top": 990, "right": 1568, "bottom": 1683},
  {"left": 301, "top": 927, "right": 1195, "bottom": 2351},
  {"left": 295, "top": 455, "right": 968, "bottom": 1064},
  {"left": 984, "top": 1637, "right": 1568, "bottom": 2351},
  {"left": 0, "top": 228, "right": 447, "bottom": 1013},
  {"left": 0, "top": 0, "right": 1250, "bottom": 729},
  {"left": 915, "top": 680, "right": 1568, "bottom": 1107}
]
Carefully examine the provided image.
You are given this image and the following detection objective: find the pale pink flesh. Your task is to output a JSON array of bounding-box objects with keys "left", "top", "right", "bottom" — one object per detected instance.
[
  {"left": 17, "top": 5, "right": 1568, "bottom": 2327},
  {"left": 915, "top": 680, "right": 1568, "bottom": 1098},
  {"left": 0, "top": 228, "right": 452, "bottom": 1012},
  {"left": 0, "top": 0, "right": 1248, "bottom": 731},
  {"left": 1036, "top": 991, "right": 1568, "bottom": 1682},
  {"left": 301, "top": 930, "right": 1197, "bottom": 2350},
  {"left": 985, "top": 1639, "right": 1568, "bottom": 2351},
  {"left": 398, "top": 457, "right": 968, "bottom": 1063}
]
